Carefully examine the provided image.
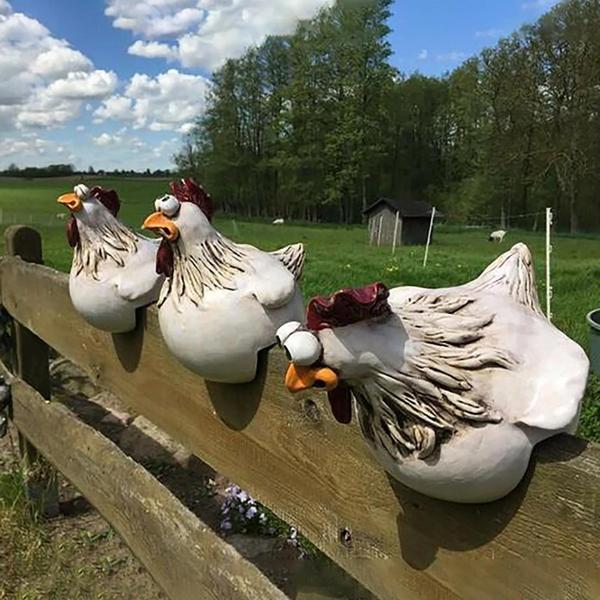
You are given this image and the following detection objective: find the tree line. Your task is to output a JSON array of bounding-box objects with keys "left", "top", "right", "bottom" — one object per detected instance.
[
  {"left": 1, "top": 163, "right": 172, "bottom": 179},
  {"left": 175, "top": 0, "right": 600, "bottom": 232},
  {"left": 1, "top": 163, "right": 76, "bottom": 178}
]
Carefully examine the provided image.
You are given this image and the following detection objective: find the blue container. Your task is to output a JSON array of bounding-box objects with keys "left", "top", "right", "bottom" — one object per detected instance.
[{"left": 587, "top": 309, "right": 600, "bottom": 377}]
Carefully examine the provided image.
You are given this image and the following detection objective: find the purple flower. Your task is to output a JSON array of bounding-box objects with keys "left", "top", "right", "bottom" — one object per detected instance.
[
  {"left": 245, "top": 506, "right": 258, "bottom": 519},
  {"left": 221, "top": 520, "right": 232, "bottom": 531}
]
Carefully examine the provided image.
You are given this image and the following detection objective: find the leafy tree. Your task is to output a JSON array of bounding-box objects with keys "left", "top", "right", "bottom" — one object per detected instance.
[{"left": 174, "top": 0, "right": 600, "bottom": 231}]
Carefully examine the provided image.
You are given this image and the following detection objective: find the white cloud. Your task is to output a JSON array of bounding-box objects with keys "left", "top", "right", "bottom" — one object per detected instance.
[
  {"left": 94, "top": 69, "right": 209, "bottom": 132},
  {"left": 475, "top": 28, "right": 504, "bottom": 39},
  {"left": 0, "top": 0, "right": 12, "bottom": 16},
  {"left": 0, "top": 133, "right": 84, "bottom": 168},
  {"left": 418, "top": 49, "right": 428, "bottom": 60},
  {"left": 106, "top": 0, "right": 334, "bottom": 71},
  {"left": 45, "top": 70, "right": 117, "bottom": 99},
  {"left": 128, "top": 40, "right": 177, "bottom": 60},
  {"left": 16, "top": 97, "right": 83, "bottom": 128},
  {"left": 150, "top": 136, "right": 179, "bottom": 158},
  {"left": 105, "top": 1, "right": 204, "bottom": 38},
  {"left": 83, "top": 130, "right": 177, "bottom": 170},
  {"left": 0, "top": 134, "right": 49, "bottom": 159},
  {"left": 93, "top": 95, "right": 133, "bottom": 122},
  {"left": 179, "top": 121, "right": 195, "bottom": 134},
  {"left": 32, "top": 46, "right": 92, "bottom": 78},
  {"left": 0, "top": 11, "right": 48, "bottom": 45},
  {"left": 0, "top": 71, "right": 37, "bottom": 105},
  {"left": 94, "top": 132, "right": 123, "bottom": 146},
  {"left": 76, "top": 125, "right": 85, "bottom": 131},
  {"left": 0, "top": 8, "right": 117, "bottom": 133},
  {"left": 436, "top": 51, "right": 467, "bottom": 62}
]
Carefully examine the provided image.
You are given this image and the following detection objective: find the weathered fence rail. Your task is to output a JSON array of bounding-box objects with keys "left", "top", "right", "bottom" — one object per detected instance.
[
  {"left": 2, "top": 225, "right": 600, "bottom": 600},
  {"left": 5, "top": 368, "right": 286, "bottom": 600}
]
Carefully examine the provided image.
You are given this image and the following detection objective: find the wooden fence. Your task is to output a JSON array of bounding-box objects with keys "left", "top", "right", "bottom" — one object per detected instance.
[{"left": 2, "top": 225, "right": 600, "bottom": 600}]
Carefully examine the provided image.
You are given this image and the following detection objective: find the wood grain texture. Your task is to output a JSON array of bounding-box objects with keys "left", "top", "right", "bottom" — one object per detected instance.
[
  {"left": 2, "top": 257, "right": 600, "bottom": 600},
  {"left": 9, "top": 372, "right": 287, "bottom": 600},
  {"left": 4, "top": 227, "right": 59, "bottom": 517}
]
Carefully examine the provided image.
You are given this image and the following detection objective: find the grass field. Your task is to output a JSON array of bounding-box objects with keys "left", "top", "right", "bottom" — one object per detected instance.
[
  {"left": 1, "top": 176, "right": 599, "bottom": 598},
  {"left": 0, "top": 175, "right": 598, "bottom": 441}
]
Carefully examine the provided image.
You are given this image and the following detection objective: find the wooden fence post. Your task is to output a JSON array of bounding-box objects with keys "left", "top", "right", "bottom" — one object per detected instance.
[{"left": 5, "top": 225, "right": 59, "bottom": 518}]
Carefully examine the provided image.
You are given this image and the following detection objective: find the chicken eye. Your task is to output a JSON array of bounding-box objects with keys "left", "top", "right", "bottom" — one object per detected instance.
[
  {"left": 283, "top": 331, "right": 321, "bottom": 366},
  {"left": 74, "top": 184, "right": 90, "bottom": 200},
  {"left": 154, "top": 198, "right": 162, "bottom": 212},
  {"left": 160, "top": 194, "right": 180, "bottom": 217},
  {"left": 275, "top": 321, "right": 302, "bottom": 346}
]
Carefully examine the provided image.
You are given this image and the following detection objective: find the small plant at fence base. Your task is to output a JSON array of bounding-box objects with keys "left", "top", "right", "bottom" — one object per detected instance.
[{"left": 218, "top": 483, "right": 317, "bottom": 558}]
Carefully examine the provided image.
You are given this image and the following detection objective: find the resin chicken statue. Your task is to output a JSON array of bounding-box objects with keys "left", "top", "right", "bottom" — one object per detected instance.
[
  {"left": 142, "top": 178, "right": 305, "bottom": 383},
  {"left": 277, "top": 243, "right": 589, "bottom": 503},
  {"left": 57, "top": 184, "right": 164, "bottom": 333}
]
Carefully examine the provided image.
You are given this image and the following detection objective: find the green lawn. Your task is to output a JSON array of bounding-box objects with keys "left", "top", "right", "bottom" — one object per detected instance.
[{"left": 0, "top": 176, "right": 599, "bottom": 441}]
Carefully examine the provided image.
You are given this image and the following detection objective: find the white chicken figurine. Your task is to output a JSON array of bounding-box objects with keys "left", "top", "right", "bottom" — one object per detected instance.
[
  {"left": 142, "top": 178, "right": 305, "bottom": 383},
  {"left": 277, "top": 243, "right": 589, "bottom": 503},
  {"left": 57, "top": 184, "right": 164, "bottom": 333}
]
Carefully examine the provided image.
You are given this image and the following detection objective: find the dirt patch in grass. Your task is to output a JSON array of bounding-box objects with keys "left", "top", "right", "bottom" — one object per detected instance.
[{"left": 0, "top": 428, "right": 165, "bottom": 600}]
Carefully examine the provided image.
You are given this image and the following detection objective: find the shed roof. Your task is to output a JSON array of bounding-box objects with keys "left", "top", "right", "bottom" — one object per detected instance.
[{"left": 363, "top": 195, "right": 441, "bottom": 218}]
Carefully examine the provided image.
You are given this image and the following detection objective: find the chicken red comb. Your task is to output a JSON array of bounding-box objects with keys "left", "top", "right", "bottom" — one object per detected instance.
[
  {"left": 306, "top": 282, "right": 391, "bottom": 331},
  {"left": 90, "top": 186, "right": 120, "bottom": 217},
  {"left": 169, "top": 178, "right": 214, "bottom": 222}
]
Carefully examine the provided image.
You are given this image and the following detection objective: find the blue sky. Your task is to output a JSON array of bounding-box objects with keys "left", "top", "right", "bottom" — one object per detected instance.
[
  {"left": 389, "top": 0, "right": 558, "bottom": 75},
  {"left": 0, "top": 0, "right": 559, "bottom": 171}
]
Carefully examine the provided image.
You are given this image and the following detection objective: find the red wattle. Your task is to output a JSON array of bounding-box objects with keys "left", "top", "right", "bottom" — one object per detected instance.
[
  {"left": 327, "top": 383, "right": 353, "bottom": 424},
  {"left": 156, "top": 238, "right": 174, "bottom": 277},
  {"left": 66, "top": 216, "right": 80, "bottom": 248}
]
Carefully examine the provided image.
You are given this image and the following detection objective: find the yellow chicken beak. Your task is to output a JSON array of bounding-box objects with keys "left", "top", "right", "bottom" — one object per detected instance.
[
  {"left": 142, "top": 211, "right": 179, "bottom": 241},
  {"left": 284, "top": 364, "right": 339, "bottom": 393},
  {"left": 57, "top": 192, "right": 82, "bottom": 212}
]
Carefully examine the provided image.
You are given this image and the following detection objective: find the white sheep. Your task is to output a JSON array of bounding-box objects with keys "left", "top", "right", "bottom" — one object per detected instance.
[
  {"left": 488, "top": 229, "right": 506, "bottom": 243},
  {"left": 272, "top": 218, "right": 285, "bottom": 225}
]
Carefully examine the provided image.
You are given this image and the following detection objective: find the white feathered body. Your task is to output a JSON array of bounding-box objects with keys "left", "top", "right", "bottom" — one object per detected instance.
[
  {"left": 317, "top": 244, "right": 588, "bottom": 502},
  {"left": 158, "top": 232, "right": 305, "bottom": 383},
  {"left": 69, "top": 211, "right": 163, "bottom": 333},
  {"left": 159, "top": 284, "right": 304, "bottom": 383}
]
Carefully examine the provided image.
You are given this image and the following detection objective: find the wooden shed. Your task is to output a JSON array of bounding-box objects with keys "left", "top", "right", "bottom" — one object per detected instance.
[{"left": 364, "top": 195, "right": 439, "bottom": 246}]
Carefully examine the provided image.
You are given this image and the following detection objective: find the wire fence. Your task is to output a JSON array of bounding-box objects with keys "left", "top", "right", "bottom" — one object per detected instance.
[
  {"left": 0, "top": 210, "right": 68, "bottom": 228},
  {"left": 0, "top": 205, "right": 558, "bottom": 321},
  {"left": 464, "top": 210, "right": 548, "bottom": 230},
  {"left": 421, "top": 208, "right": 554, "bottom": 320}
]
